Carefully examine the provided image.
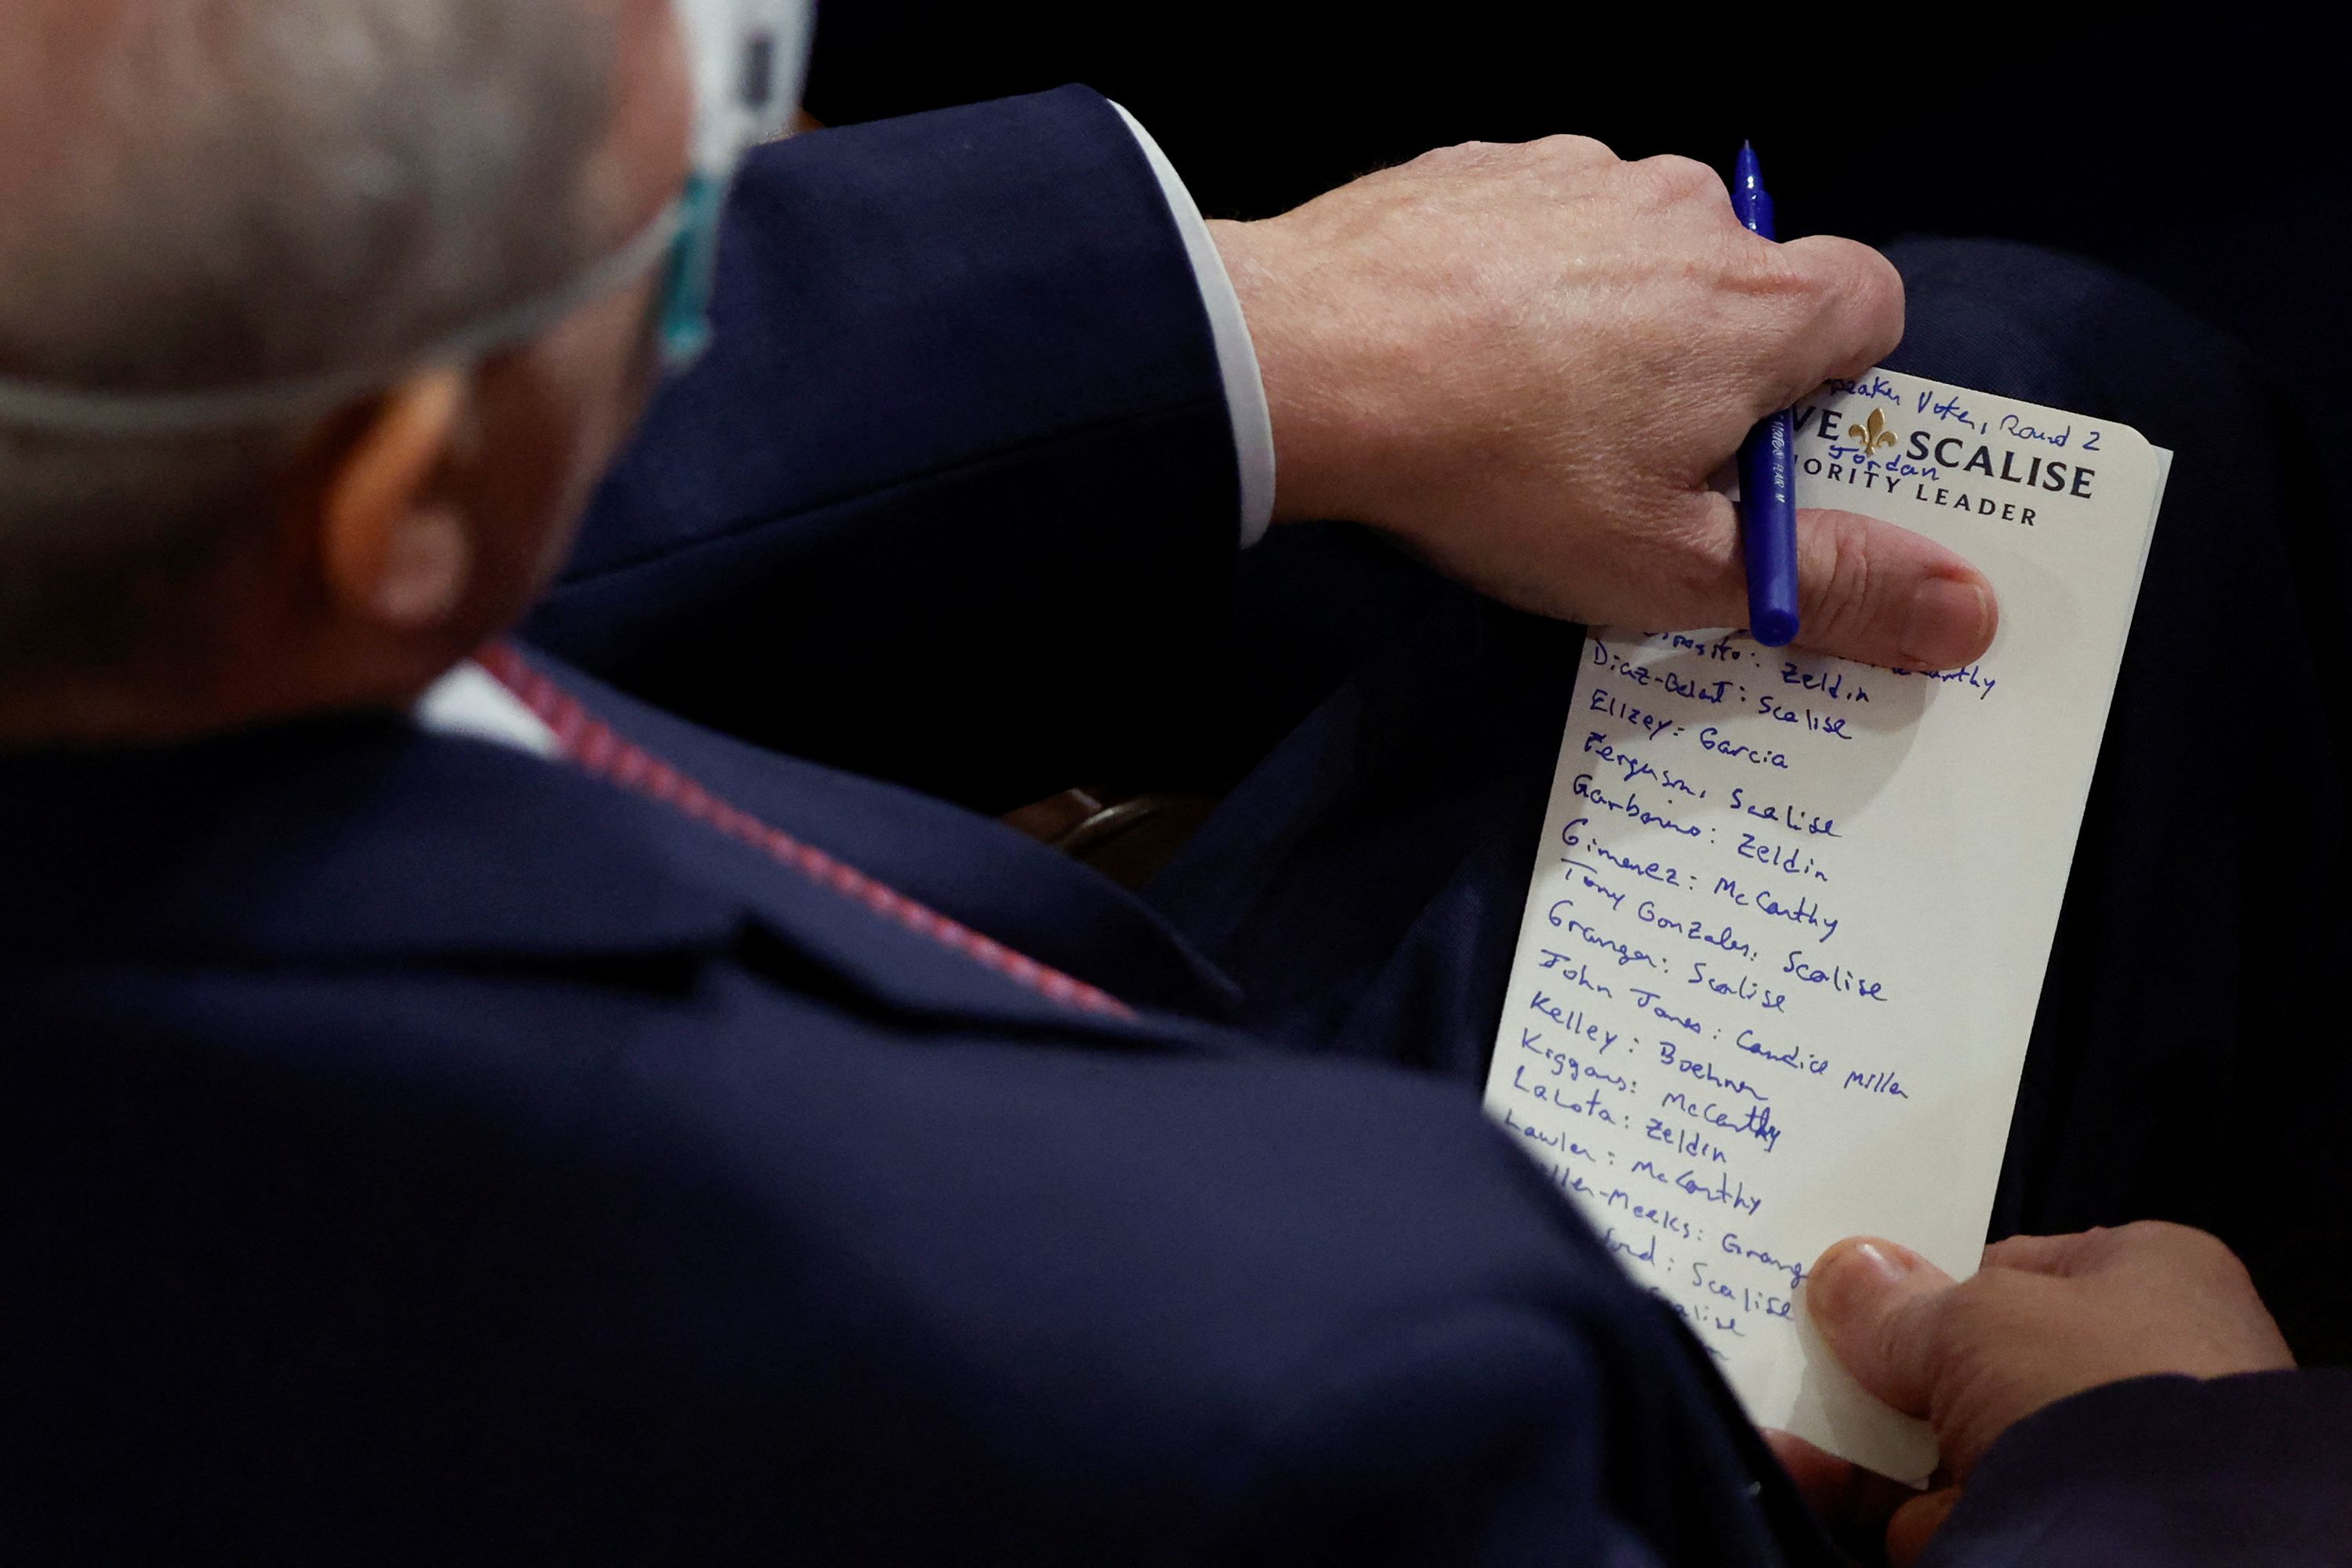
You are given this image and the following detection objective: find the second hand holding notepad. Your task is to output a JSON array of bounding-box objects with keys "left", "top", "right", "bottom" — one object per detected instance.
[{"left": 1480, "top": 365, "right": 2169, "bottom": 1482}]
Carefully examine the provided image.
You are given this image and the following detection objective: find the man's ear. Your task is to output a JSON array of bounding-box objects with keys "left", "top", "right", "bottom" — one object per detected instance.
[{"left": 319, "top": 368, "right": 477, "bottom": 629}]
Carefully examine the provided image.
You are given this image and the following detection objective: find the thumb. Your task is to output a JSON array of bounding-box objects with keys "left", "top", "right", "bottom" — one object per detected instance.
[
  {"left": 1805, "top": 1237, "right": 1959, "bottom": 1418},
  {"left": 1784, "top": 508, "right": 1998, "bottom": 671}
]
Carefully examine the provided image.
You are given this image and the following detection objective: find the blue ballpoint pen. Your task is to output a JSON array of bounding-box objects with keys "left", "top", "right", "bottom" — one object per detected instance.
[{"left": 1733, "top": 142, "right": 1802, "bottom": 647}]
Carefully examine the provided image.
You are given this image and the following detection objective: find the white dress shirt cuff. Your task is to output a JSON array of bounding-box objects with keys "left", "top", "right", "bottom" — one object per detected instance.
[{"left": 1109, "top": 102, "right": 1277, "bottom": 549}]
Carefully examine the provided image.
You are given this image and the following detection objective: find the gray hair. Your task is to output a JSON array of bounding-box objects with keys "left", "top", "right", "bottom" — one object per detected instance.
[{"left": 0, "top": 0, "right": 622, "bottom": 679}]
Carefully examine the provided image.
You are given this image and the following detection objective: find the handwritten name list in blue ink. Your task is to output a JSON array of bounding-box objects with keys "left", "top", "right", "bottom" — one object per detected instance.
[
  {"left": 1479, "top": 367, "right": 2169, "bottom": 1483},
  {"left": 1488, "top": 632, "right": 1944, "bottom": 1358}
]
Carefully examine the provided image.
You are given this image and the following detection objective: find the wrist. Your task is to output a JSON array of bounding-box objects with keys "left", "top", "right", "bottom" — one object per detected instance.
[{"left": 1209, "top": 216, "right": 1399, "bottom": 527}]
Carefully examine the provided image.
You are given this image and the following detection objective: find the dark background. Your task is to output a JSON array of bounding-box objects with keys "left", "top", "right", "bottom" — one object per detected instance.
[
  {"left": 807, "top": 5, "right": 2352, "bottom": 611},
  {"left": 799, "top": 9, "right": 2352, "bottom": 1356}
]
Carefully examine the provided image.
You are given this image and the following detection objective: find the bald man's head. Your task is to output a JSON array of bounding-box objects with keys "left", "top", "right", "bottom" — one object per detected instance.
[{"left": 0, "top": 0, "right": 687, "bottom": 706}]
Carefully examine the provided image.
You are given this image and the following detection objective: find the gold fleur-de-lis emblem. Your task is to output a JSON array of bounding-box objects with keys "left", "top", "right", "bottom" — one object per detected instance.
[{"left": 1846, "top": 408, "right": 1898, "bottom": 454}]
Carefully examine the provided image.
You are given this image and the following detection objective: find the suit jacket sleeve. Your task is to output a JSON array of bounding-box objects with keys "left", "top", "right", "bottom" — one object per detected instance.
[
  {"left": 525, "top": 86, "right": 1245, "bottom": 810},
  {"left": 1925, "top": 1370, "right": 2352, "bottom": 1566}
]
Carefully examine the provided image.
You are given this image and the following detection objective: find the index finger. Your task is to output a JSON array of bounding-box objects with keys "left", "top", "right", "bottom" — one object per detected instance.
[{"left": 1761, "top": 234, "right": 1907, "bottom": 410}]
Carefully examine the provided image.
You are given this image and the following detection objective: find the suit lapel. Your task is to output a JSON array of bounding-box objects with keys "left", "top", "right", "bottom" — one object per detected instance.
[
  {"left": 491, "top": 648, "right": 1247, "bottom": 1023},
  {"left": 0, "top": 704, "right": 1237, "bottom": 1048}
]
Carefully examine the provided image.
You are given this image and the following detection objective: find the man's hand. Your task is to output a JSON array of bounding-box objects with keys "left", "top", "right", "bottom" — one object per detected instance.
[
  {"left": 1210, "top": 136, "right": 1997, "bottom": 670},
  {"left": 1782, "top": 1223, "right": 2296, "bottom": 1563}
]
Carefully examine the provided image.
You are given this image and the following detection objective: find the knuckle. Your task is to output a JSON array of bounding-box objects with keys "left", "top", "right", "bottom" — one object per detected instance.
[
  {"left": 1871, "top": 1299, "right": 1926, "bottom": 1379},
  {"left": 1748, "top": 244, "right": 1830, "bottom": 307},
  {"left": 1924, "top": 1290, "right": 2023, "bottom": 1425},
  {"left": 1630, "top": 152, "right": 1725, "bottom": 203},
  {"left": 1534, "top": 132, "right": 1620, "bottom": 167},
  {"left": 1673, "top": 492, "right": 1744, "bottom": 587},
  {"left": 1947, "top": 1267, "right": 2026, "bottom": 1319},
  {"left": 1926, "top": 1286, "right": 1988, "bottom": 1367},
  {"left": 1810, "top": 240, "right": 1906, "bottom": 328},
  {"left": 1408, "top": 140, "right": 1494, "bottom": 173},
  {"left": 1802, "top": 510, "right": 1880, "bottom": 638},
  {"left": 1756, "top": 239, "right": 1905, "bottom": 375},
  {"left": 1849, "top": 249, "right": 1907, "bottom": 341},
  {"left": 2132, "top": 1221, "right": 2247, "bottom": 1274},
  {"left": 1936, "top": 1271, "right": 2046, "bottom": 1361}
]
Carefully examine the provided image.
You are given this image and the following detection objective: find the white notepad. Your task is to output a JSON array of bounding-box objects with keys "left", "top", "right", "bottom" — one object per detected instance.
[{"left": 1481, "top": 367, "right": 2170, "bottom": 1482}]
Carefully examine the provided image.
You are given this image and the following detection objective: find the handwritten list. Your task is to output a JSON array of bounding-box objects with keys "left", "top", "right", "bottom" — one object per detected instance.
[{"left": 1482, "top": 367, "right": 2169, "bottom": 1480}]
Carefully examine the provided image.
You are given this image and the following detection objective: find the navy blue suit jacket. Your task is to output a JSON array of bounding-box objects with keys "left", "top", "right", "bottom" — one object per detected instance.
[{"left": 2, "top": 86, "right": 2343, "bottom": 1564}]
